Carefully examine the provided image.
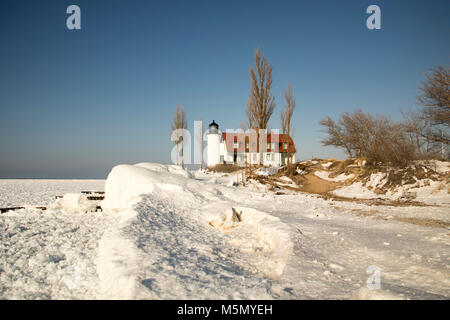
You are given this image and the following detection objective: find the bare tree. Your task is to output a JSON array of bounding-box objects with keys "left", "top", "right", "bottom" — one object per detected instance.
[
  {"left": 418, "top": 65, "right": 449, "bottom": 159},
  {"left": 319, "top": 116, "right": 353, "bottom": 158},
  {"left": 319, "top": 66, "right": 449, "bottom": 163},
  {"left": 402, "top": 109, "right": 440, "bottom": 158},
  {"left": 245, "top": 97, "right": 257, "bottom": 130},
  {"left": 281, "top": 83, "right": 296, "bottom": 167},
  {"left": 418, "top": 66, "right": 450, "bottom": 123},
  {"left": 246, "top": 47, "right": 276, "bottom": 164},
  {"left": 171, "top": 104, "right": 187, "bottom": 167},
  {"left": 319, "top": 110, "right": 416, "bottom": 165},
  {"left": 246, "top": 47, "right": 276, "bottom": 129}
]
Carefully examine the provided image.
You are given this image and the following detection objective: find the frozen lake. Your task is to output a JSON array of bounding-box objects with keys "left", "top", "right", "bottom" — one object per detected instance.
[{"left": 0, "top": 180, "right": 105, "bottom": 207}]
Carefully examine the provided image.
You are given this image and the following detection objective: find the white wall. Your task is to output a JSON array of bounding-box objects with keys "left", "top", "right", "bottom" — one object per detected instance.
[
  {"left": 217, "top": 147, "right": 294, "bottom": 167},
  {"left": 207, "top": 134, "right": 220, "bottom": 167}
]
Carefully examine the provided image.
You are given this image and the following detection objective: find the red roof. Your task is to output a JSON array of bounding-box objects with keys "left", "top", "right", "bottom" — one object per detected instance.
[{"left": 221, "top": 130, "right": 296, "bottom": 153}]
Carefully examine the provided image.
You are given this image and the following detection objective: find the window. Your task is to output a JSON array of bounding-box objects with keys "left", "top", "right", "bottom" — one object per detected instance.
[
  {"left": 266, "top": 153, "right": 272, "bottom": 161},
  {"left": 245, "top": 142, "right": 249, "bottom": 149},
  {"left": 283, "top": 143, "right": 289, "bottom": 150},
  {"left": 233, "top": 142, "right": 239, "bottom": 149}
]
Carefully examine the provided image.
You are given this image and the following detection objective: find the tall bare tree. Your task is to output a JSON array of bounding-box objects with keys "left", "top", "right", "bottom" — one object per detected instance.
[
  {"left": 171, "top": 104, "right": 187, "bottom": 167},
  {"left": 281, "top": 83, "right": 296, "bottom": 167},
  {"left": 246, "top": 47, "right": 276, "bottom": 129},
  {"left": 246, "top": 47, "right": 276, "bottom": 164}
]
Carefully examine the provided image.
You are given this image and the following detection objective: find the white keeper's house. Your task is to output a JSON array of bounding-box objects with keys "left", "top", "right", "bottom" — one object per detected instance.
[{"left": 206, "top": 120, "right": 296, "bottom": 167}]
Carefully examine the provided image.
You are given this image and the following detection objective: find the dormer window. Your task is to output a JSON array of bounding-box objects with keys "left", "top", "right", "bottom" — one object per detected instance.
[{"left": 283, "top": 143, "right": 289, "bottom": 150}]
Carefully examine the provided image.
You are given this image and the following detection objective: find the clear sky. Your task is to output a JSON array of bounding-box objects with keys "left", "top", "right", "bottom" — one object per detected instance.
[{"left": 0, "top": 0, "right": 449, "bottom": 178}]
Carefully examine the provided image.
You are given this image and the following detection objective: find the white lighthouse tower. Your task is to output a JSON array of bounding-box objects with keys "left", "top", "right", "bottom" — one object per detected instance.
[{"left": 207, "top": 120, "right": 220, "bottom": 167}]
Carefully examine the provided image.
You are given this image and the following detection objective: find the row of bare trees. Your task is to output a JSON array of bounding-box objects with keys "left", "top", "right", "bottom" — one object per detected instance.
[
  {"left": 319, "top": 110, "right": 417, "bottom": 164},
  {"left": 319, "top": 66, "right": 449, "bottom": 165},
  {"left": 245, "top": 47, "right": 297, "bottom": 166}
]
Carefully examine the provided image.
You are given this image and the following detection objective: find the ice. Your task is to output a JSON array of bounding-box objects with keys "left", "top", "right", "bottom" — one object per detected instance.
[
  {"left": 50, "top": 193, "right": 97, "bottom": 212},
  {"left": 0, "top": 179, "right": 104, "bottom": 207}
]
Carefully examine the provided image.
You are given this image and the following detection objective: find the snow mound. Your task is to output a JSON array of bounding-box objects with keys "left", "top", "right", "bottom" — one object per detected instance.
[
  {"left": 134, "top": 162, "right": 169, "bottom": 172},
  {"left": 206, "top": 205, "right": 292, "bottom": 279},
  {"left": 135, "top": 162, "right": 192, "bottom": 178},
  {"left": 102, "top": 165, "right": 180, "bottom": 211},
  {"left": 50, "top": 193, "right": 97, "bottom": 212},
  {"left": 102, "top": 163, "right": 219, "bottom": 211},
  {"left": 167, "top": 165, "right": 193, "bottom": 178}
]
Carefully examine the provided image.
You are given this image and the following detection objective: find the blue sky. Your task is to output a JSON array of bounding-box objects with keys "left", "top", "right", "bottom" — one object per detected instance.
[{"left": 0, "top": 0, "right": 449, "bottom": 178}]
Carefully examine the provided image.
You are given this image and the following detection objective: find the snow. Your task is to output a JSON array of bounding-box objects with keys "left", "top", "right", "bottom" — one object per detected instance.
[
  {"left": 102, "top": 164, "right": 210, "bottom": 211},
  {"left": 332, "top": 172, "right": 449, "bottom": 206},
  {"left": 206, "top": 205, "right": 292, "bottom": 279},
  {"left": 255, "top": 167, "right": 279, "bottom": 176},
  {"left": 0, "top": 179, "right": 104, "bottom": 207},
  {"left": 321, "top": 162, "right": 333, "bottom": 169},
  {"left": 433, "top": 160, "right": 450, "bottom": 174},
  {"left": 417, "top": 160, "right": 450, "bottom": 174},
  {"left": 50, "top": 193, "right": 98, "bottom": 212},
  {"left": 365, "top": 173, "right": 387, "bottom": 189},
  {"left": 388, "top": 180, "right": 449, "bottom": 206},
  {"left": 275, "top": 176, "right": 297, "bottom": 187},
  {"left": 0, "top": 207, "right": 111, "bottom": 299},
  {"left": 1, "top": 164, "right": 449, "bottom": 299},
  {"left": 279, "top": 176, "right": 294, "bottom": 183},
  {"left": 314, "top": 171, "right": 355, "bottom": 182}
]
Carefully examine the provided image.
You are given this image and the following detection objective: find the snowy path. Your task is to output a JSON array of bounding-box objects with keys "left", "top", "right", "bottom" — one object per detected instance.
[
  {"left": 0, "top": 168, "right": 449, "bottom": 299},
  {"left": 122, "top": 195, "right": 274, "bottom": 299},
  {"left": 191, "top": 172, "right": 450, "bottom": 299}
]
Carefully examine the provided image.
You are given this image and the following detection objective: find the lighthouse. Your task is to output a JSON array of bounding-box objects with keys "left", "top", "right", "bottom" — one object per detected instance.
[{"left": 207, "top": 120, "right": 220, "bottom": 167}]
